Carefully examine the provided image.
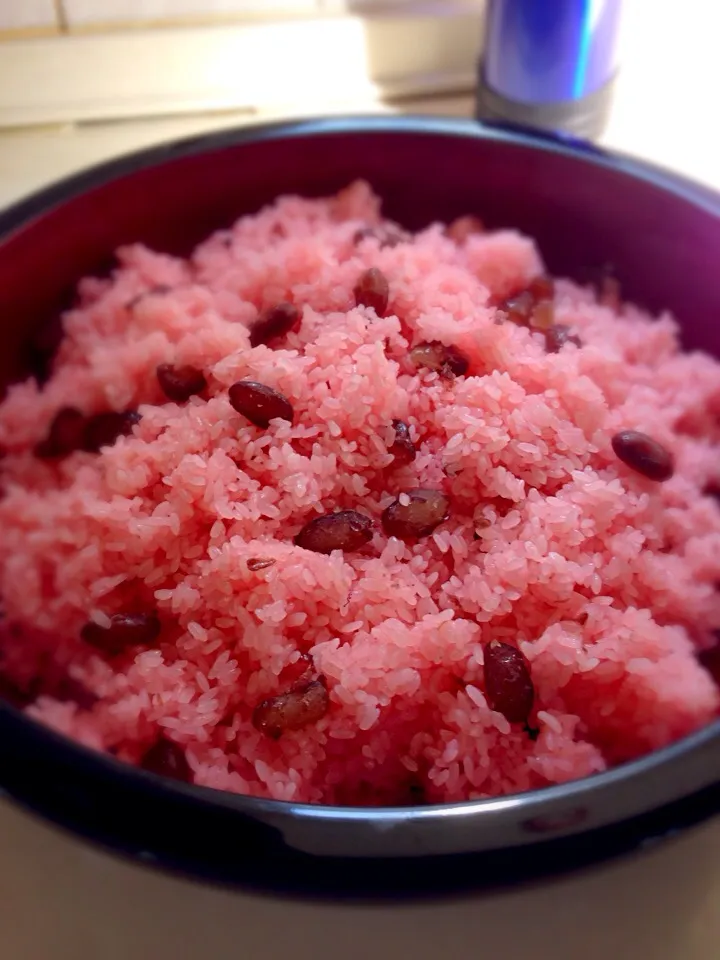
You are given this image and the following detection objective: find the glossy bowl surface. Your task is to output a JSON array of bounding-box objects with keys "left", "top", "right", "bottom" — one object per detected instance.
[{"left": 0, "top": 115, "right": 719, "bottom": 898}]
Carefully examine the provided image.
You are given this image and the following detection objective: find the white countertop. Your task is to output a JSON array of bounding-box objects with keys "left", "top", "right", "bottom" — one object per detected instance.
[
  {"left": 1, "top": 798, "right": 718, "bottom": 960},
  {"left": 1, "top": 2, "right": 720, "bottom": 956}
]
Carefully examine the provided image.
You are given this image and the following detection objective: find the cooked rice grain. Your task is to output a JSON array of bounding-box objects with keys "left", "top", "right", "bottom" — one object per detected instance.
[{"left": 1, "top": 180, "right": 719, "bottom": 805}]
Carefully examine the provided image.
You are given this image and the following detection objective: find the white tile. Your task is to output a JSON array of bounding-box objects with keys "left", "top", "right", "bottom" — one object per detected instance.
[
  {"left": 0, "top": 0, "right": 57, "bottom": 31},
  {"left": 63, "top": 0, "right": 317, "bottom": 26}
]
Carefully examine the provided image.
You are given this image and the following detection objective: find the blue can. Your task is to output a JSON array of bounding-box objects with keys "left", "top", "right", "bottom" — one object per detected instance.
[{"left": 477, "top": 0, "right": 623, "bottom": 139}]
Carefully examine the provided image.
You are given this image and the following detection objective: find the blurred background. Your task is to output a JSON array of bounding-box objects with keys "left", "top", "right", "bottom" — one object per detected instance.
[{"left": 0, "top": 0, "right": 717, "bottom": 207}]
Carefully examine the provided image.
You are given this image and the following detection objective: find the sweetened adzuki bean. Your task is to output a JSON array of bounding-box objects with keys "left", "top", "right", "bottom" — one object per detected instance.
[
  {"left": 611, "top": 430, "right": 674, "bottom": 482},
  {"left": 409, "top": 341, "right": 469, "bottom": 379},
  {"left": 501, "top": 290, "right": 534, "bottom": 326},
  {"left": 81, "top": 612, "right": 161, "bottom": 655},
  {"left": 484, "top": 640, "right": 535, "bottom": 724},
  {"left": 381, "top": 489, "right": 450, "bottom": 539},
  {"left": 353, "top": 267, "right": 390, "bottom": 317},
  {"left": 156, "top": 363, "right": 207, "bottom": 403},
  {"left": 294, "top": 510, "right": 373, "bottom": 554},
  {"left": 544, "top": 325, "right": 582, "bottom": 353},
  {"left": 530, "top": 300, "right": 555, "bottom": 331},
  {"left": 278, "top": 652, "right": 315, "bottom": 691},
  {"left": 445, "top": 215, "right": 484, "bottom": 244},
  {"left": 527, "top": 275, "right": 555, "bottom": 302},
  {"left": 388, "top": 419, "right": 416, "bottom": 466},
  {"left": 249, "top": 302, "right": 302, "bottom": 348},
  {"left": 83, "top": 410, "right": 141, "bottom": 452},
  {"left": 141, "top": 737, "right": 192, "bottom": 782},
  {"left": 354, "top": 225, "right": 409, "bottom": 249},
  {"left": 228, "top": 380, "right": 294, "bottom": 428},
  {"left": 499, "top": 276, "right": 555, "bottom": 328},
  {"left": 253, "top": 678, "right": 329, "bottom": 739},
  {"left": 35, "top": 407, "right": 86, "bottom": 458},
  {"left": 247, "top": 557, "right": 277, "bottom": 572}
]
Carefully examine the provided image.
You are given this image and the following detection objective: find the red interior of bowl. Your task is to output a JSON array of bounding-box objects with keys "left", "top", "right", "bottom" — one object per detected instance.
[{"left": 1, "top": 120, "right": 720, "bottom": 393}]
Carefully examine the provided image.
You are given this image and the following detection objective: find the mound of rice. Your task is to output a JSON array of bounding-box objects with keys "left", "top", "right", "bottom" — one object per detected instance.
[{"left": 0, "top": 180, "right": 719, "bottom": 805}]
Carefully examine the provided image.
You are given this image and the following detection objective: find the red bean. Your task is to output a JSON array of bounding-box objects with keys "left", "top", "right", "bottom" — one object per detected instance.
[
  {"left": 354, "top": 225, "right": 409, "bottom": 249},
  {"left": 388, "top": 419, "right": 416, "bottom": 466},
  {"left": 247, "top": 557, "right": 276, "bottom": 572},
  {"left": 83, "top": 410, "right": 141, "bottom": 452},
  {"left": 353, "top": 267, "right": 390, "bottom": 317},
  {"left": 156, "top": 363, "right": 207, "bottom": 403},
  {"left": 382, "top": 489, "right": 449, "bottom": 539},
  {"left": 530, "top": 299, "right": 555, "bottom": 331},
  {"left": 528, "top": 275, "right": 555, "bottom": 302},
  {"left": 249, "top": 302, "right": 302, "bottom": 348},
  {"left": 381, "top": 228, "right": 410, "bottom": 249},
  {"left": 484, "top": 640, "right": 535, "bottom": 724},
  {"left": 544, "top": 324, "right": 582, "bottom": 353},
  {"left": 253, "top": 678, "right": 329, "bottom": 739},
  {"left": 81, "top": 612, "right": 161, "bottom": 655},
  {"left": 611, "top": 430, "right": 674, "bottom": 482},
  {"left": 278, "top": 652, "right": 315, "bottom": 690},
  {"left": 35, "top": 407, "right": 86, "bottom": 458},
  {"left": 228, "top": 380, "right": 294, "bottom": 428},
  {"left": 409, "top": 341, "right": 469, "bottom": 379},
  {"left": 500, "top": 276, "right": 555, "bottom": 328},
  {"left": 295, "top": 510, "right": 373, "bottom": 554},
  {"left": 500, "top": 290, "right": 534, "bottom": 326},
  {"left": 445, "top": 215, "right": 484, "bottom": 244},
  {"left": 141, "top": 737, "right": 192, "bottom": 782}
]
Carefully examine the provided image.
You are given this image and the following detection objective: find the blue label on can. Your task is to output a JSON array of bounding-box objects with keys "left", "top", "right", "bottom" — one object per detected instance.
[{"left": 483, "top": 0, "right": 622, "bottom": 105}]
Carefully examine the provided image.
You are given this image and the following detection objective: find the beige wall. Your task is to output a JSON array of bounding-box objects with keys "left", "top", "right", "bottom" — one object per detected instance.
[
  {"left": 0, "top": 0, "right": 58, "bottom": 35},
  {"left": 0, "top": 0, "right": 483, "bottom": 35}
]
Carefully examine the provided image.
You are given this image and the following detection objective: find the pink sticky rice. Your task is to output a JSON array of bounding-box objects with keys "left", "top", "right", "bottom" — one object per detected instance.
[{"left": 0, "top": 180, "right": 719, "bottom": 805}]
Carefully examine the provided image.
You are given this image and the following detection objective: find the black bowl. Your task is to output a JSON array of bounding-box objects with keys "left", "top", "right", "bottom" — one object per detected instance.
[{"left": 0, "top": 115, "right": 719, "bottom": 900}]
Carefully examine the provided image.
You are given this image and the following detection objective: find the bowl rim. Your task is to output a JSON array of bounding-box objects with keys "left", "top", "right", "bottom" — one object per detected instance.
[
  {"left": 1, "top": 113, "right": 718, "bottom": 844},
  {"left": 2, "top": 113, "right": 720, "bottom": 240}
]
